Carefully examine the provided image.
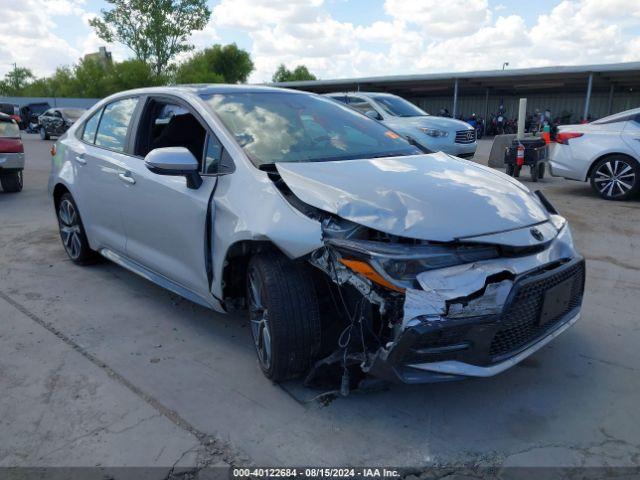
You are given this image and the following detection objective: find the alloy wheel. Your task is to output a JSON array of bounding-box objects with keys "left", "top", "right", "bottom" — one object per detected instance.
[
  {"left": 594, "top": 159, "right": 636, "bottom": 198},
  {"left": 248, "top": 270, "right": 272, "bottom": 370},
  {"left": 58, "top": 199, "right": 82, "bottom": 260}
]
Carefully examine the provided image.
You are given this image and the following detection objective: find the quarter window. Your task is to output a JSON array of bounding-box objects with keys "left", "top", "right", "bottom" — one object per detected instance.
[
  {"left": 95, "top": 97, "right": 139, "bottom": 152},
  {"left": 203, "top": 134, "right": 223, "bottom": 174},
  {"left": 82, "top": 109, "right": 102, "bottom": 144}
]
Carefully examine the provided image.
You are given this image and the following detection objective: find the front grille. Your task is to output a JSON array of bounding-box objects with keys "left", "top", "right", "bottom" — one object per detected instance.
[
  {"left": 455, "top": 129, "right": 476, "bottom": 144},
  {"left": 489, "top": 260, "right": 585, "bottom": 359}
]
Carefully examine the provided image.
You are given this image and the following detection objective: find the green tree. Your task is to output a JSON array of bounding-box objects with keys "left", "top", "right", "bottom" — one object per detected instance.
[
  {"left": 271, "top": 64, "right": 317, "bottom": 83},
  {"left": 0, "top": 66, "right": 35, "bottom": 95},
  {"left": 89, "top": 0, "right": 211, "bottom": 76},
  {"left": 175, "top": 43, "right": 253, "bottom": 84}
]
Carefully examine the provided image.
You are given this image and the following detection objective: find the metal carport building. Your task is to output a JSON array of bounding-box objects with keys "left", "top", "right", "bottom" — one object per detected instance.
[{"left": 273, "top": 62, "right": 640, "bottom": 123}]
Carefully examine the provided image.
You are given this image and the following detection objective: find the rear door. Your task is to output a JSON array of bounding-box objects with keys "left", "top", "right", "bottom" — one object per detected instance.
[
  {"left": 73, "top": 97, "right": 140, "bottom": 253},
  {"left": 117, "top": 95, "right": 221, "bottom": 301}
]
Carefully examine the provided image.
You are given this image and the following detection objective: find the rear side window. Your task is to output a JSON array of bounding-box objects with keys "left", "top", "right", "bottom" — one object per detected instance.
[
  {"left": 82, "top": 109, "right": 102, "bottom": 144},
  {"left": 95, "top": 98, "right": 139, "bottom": 152}
]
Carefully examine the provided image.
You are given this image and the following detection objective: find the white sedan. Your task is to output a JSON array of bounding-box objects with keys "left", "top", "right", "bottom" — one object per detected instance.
[{"left": 549, "top": 107, "right": 640, "bottom": 200}]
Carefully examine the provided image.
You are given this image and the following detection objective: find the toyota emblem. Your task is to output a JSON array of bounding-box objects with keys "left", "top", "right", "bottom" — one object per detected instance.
[{"left": 530, "top": 228, "right": 544, "bottom": 241}]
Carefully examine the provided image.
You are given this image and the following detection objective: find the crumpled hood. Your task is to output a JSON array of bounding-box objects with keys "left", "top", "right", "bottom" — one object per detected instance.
[{"left": 276, "top": 152, "right": 550, "bottom": 242}]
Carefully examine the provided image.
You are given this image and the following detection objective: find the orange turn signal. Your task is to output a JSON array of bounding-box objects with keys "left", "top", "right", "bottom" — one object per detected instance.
[
  {"left": 50, "top": 144, "right": 56, "bottom": 156},
  {"left": 339, "top": 258, "right": 405, "bottom": 293}
]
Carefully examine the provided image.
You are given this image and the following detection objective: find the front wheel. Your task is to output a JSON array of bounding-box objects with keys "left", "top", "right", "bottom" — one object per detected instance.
[
  {"left": 246, "top": 252, "right": 321, "bottom": 382},
  {"left": 40, "top": 127, "right": 49, "bottom": 140},
  {"left": 56, "top": 193, "right": 99, "bottom": 264},
  {"left": 0, "top": 170, "right": 23, "bottom": 192},
  {"left": 590, "top": 156, "right": 639, "bottom": 201}
]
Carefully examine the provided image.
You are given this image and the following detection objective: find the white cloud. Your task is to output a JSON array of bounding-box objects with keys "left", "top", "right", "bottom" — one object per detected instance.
[
  {"left": 3, "top": 0, "right": 640, "bottom": 84},
  {"left": 0, "top": 0, "right": 83, "bottom": 77}
]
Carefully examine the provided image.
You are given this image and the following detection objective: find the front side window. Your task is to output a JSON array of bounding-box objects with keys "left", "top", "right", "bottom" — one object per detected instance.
[
  {"left": 82, "top": 108, "right": 102, "bottom": 144},
  {"left": 95, "top": 97, "right": 138, "bottom": 152},
  {"left": 200, "top": 92, "right": 421, "bottom": 166},
  {"left": 373, "top": 96, "right": 429, "bottom": 117}
]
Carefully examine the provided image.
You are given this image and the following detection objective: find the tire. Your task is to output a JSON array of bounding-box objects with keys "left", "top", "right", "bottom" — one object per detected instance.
[
  {"left": 0, "top": 170, "right": 23, "bottom": 193},
  {"left": 246, "top": 252, "right": 322, "bottom": 382},
  {"left": 56, "top": 193, "right": 99, "bottom": 265},
  {"left": 40, "top": 127, "right": 49, "bottom": 140},
  {"left": 531, "top": 163, "right": 539, "bottom": 182},
  {"left": 590, "top": 155, "right": 640, "bottom": 201}
]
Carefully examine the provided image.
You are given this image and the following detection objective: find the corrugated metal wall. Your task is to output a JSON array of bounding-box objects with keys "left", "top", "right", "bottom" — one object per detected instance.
[
  {"left": 0, "top": 96, "right": 100, "bottom": 109},
  {"left": 410, "top": 91, "right": 640, "bottom": 122}
]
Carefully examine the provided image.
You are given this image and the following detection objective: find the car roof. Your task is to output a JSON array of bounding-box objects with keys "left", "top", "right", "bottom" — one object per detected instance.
[
  {"left": 325, "top": 91, "right": 397, "bottom": 99},
  {"left": 112, "top": 84, "right": 309, "bottom": 97}
]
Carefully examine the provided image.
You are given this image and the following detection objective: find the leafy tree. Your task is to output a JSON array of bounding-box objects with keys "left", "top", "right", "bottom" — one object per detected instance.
[
  {"left": 175, "top": 43, "right": 253, "bottom": 84},
  {"left": 271, "top": 64, "right": 317, "bottom": 83},
  {"left": 0, "top": 66, "right": 35, "bottom": 95},
  {"left": 89, "top": 0, "right": 211, "bottom": 76}
]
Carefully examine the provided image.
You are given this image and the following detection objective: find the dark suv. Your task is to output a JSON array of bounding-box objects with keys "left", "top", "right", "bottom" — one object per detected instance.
[{"left": 38, "top": 107, "right": 86, "bottom": 140}]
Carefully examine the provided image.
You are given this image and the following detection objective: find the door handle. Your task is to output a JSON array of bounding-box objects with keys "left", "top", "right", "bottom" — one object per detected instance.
[
  {"left": 75, "top": 155, "right": 86, "bottom": 165},
  {"left": 118, "top": 172, "right": 136, "bottom": 185}
]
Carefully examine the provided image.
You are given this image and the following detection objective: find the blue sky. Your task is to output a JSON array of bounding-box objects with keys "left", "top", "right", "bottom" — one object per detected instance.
[{"left": 3, "top": 0, "right": 640, "bottom": 82}]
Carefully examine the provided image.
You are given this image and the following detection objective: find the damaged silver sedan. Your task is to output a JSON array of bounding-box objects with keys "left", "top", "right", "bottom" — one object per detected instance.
[{"left": 49, "top": 85, "right": 585, "bottom": 389}]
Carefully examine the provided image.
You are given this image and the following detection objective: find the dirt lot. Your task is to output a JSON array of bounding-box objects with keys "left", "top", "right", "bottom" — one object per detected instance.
[{"left": 1, "top": 135, "right": 639, "bottom": 474}]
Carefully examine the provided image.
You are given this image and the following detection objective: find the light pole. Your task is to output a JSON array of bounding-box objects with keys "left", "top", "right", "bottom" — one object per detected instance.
[{"left": 502, "top": 62, "right": 509, "bottom": 70}]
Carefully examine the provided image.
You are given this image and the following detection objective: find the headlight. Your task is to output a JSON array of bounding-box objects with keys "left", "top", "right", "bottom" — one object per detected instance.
[
  {"left": 549, "top": 214, "right": 567, "bottom": 231},
  {"left": 419, "top": 127, "right": 448, "bottom": 137},
  {"left": 330, "top": 239, "right": 499, "bottom": 290}
]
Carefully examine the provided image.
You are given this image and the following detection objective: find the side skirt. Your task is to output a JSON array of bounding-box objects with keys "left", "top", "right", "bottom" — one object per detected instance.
[{"left": 99, "top": 248, "right": 223, "bottom": 311}]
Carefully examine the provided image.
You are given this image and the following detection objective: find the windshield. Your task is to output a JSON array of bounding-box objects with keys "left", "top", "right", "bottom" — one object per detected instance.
[
  {"left": 200, "top": 92, "right": 421, "bottom": 166},
  {"left": 0, "top": 120, "right": 20, "bottom": 138},
  {"left": 373, "top": 96, "right": 428, "bottom": 117},
  {"left": 62, "top": 108, "right": 86, "bottom": 121}
]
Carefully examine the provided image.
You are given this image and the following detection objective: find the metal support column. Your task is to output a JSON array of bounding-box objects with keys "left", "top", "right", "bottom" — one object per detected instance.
[
  {"left": 607, "top": 83, "right": 615, "bottom": 115},
  {"left": 452, "top": 79, "right": 459, "bottom": 118},
  {"left": 583, "top": 73, "right": 593, "bottom": 121},
  {"left": 483, "top": 88, "right": 489, "bottom": 123}
]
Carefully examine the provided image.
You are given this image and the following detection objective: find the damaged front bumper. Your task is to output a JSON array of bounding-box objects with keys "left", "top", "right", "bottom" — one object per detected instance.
[{"left": 367, "top": 256, "right": 585, "bottom": 384}]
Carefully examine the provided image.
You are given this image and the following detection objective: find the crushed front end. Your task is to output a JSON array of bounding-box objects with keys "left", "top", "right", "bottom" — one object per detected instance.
[{"left": 305, "top": 212, "right": 585, "bottom": 388}]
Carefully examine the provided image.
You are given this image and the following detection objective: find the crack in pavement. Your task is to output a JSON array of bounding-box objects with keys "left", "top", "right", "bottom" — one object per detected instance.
[{"left": 0, "top": 290, "right": 248, "bottom": 470}]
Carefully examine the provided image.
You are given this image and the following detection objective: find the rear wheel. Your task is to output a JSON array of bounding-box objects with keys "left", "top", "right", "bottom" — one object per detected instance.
[
  {"left": 56, "top": 193, "right": 99, "bottom": 264},
  {"left": 506, "top": 164, "right": 515, "bottom": 176},
  {"left": 590, "top": 156, "right": 640, "bottom": 200},
  {"left": 246, "top": 252, "right": 321, "bottom": 382},
  {"left": 0, "top": 170, "right": 23, "bottom": 193}
]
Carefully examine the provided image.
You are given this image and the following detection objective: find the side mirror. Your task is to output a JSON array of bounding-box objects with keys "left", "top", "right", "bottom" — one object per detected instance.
[
  {"left": 145, "top": 147, "right": 202, "bottom": 189},
  {"left": 364, "top": 110, "right": 381, "bottom": 120}
]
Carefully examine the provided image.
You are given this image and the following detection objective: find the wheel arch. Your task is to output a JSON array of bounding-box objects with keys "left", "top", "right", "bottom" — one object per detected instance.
[
  {"left": 220, "top": 239, "right": 287, "bottom": 306},
  {"left": 52, "top": 182, "right": 70, "bottom": 209}
]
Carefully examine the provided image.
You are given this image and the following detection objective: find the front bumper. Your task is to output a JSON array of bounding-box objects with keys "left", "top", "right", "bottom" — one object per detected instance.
[
  {"left": 0, "top": 152, "right": 25, "bottom": 170},
  {"left": 369, "top": 257, "right": 585, "bottom": 383}
]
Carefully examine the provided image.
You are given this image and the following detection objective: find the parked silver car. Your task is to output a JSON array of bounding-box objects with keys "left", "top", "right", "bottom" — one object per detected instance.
[
  {"left": 549, "top": 107, "right": 640, "bottom": 200},
  {"left": 49, "top": 86, "right": 584, "bottom": 387},
  {"left": 325, "top": 92, "right": 477, "bottom": 158}
]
